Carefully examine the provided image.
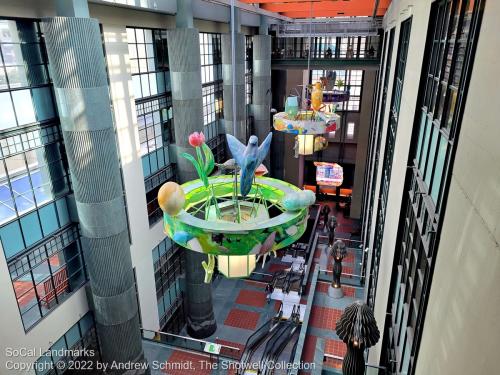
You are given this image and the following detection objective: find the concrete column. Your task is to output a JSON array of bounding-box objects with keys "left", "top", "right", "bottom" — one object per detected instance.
[
  {"left": 168, "top": 0, "right": 217, "bottom": 339},
  {"left": 222, "top": 33, "right": 246, "bottom": 142},
  {"left": 42, "top": 17, "right": 145, "bottom": 368},
  {"left": 252, "top": 34, "right": 272, "bottom": 166}
]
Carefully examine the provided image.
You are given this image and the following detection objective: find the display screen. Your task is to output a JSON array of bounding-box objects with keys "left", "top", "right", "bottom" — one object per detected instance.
[{"left": 314, "top": 162, "right": 343, "bottom": 186}]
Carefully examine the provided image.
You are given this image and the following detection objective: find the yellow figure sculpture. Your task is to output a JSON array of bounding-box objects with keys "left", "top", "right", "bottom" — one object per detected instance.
[{"left": 311, "top": 81, "right": 323, "bottom": 111}]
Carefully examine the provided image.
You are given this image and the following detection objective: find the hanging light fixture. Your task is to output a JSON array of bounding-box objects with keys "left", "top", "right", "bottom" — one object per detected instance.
[
  {"left": 297, "top": 134, "right": 315, "bottom": 155},
  {"left": 217, "top": 255, "right": 256, "bottom": 278}
]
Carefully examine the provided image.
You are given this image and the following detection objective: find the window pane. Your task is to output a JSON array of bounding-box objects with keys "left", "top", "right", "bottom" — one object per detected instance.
[
  {"left": 39, "top": 203, "right": 59, "bottom": 236},
  {"left": 424, "top": 126, "right": 439, "bottom": 186},
  {"left": 20, "top": 211, "right": 42, "bottom": 246},
  {"left": 419, "top": 117, "right": 432, "bottom": 173},
  {"left": 0, "top": 220, "right": 24, "bottom": 258},
  {"left": 415, "top": 111, "right": 426, "bottom": 164},
  {"left": 0, "top": 92, "right": 17, "bottom": 130},
  {"left": 431, "top": 136, "right": 448, "bottom": 203},
  {"left": 32, "top": 87, "right": 55, "bottom": 122},
  {"left": 5, "top": 65, "right": 28, "bottom": 88},
  {"left": 12, "top": 89, "right": 36, "bottom": 125}
]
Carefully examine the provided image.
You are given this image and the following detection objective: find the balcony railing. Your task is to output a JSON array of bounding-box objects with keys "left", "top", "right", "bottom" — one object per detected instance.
[{"left": 272, "top": 35, "right": 381, "bottom": 62}]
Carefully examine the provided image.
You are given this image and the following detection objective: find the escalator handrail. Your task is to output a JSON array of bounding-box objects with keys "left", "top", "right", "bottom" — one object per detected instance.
[
  {"left": 265, "top": 309, "right": 302, "bottom": 375},
  {"left": 258, "top": 306, "right": 298, "bottom": 374},
  {"left": 260, "top": 312, "right": 300, "bottom": 375},
  {"left": 238, "top": 303, "right": 285, "bottom": 374}
]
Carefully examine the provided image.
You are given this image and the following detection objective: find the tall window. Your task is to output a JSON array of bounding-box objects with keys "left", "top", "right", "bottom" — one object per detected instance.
[
  {"left": 152, "top": 238, "right": 185, "bottom": 333},
  {"left": 372, "top": 18, "right": 412, "bottom": 306},
  {"left": 127, "top": 27, "right": 175, "bottom": 226},
  {"left": 0, "top": 19, "right": 86, "bottom": 331},
  {"left": 200, "top": 32, "right": 223, "bottom": 141},
  {"left": 365, "top": 28, "right": 395, "bottom": 307},
  {"left": 384, "top": 1, "right": 484, "bottom": 374},
  {"left": 311, "top": 69, "right": 364, "bottom": 111}
]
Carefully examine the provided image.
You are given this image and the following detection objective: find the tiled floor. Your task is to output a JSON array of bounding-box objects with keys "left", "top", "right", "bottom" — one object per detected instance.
[
  {"left": 324, "top": 339, "right": 347, "bottom": 357},
  {"left": 309, "top": 306, "right": 342, "bottom": 330},
  {"left": 224, "top": 308, "right": 260, "bottom": 330},
  {"left": 164, "top": 350, "right": 213, "bottom": 375},
  {"left": 235, "top": 289, "right": 267, "bottom": 308}
]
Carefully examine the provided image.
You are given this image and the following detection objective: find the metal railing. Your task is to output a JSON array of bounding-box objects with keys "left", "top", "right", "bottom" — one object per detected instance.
[
  {"left": 324, "top": 353, "right": 387, "bottom": 374},
  {"left": 141, "top": 328, "right": 241, "bottom": 361},
  {"left": 271, "top": 36, "right": 381, "bottom": 61}
]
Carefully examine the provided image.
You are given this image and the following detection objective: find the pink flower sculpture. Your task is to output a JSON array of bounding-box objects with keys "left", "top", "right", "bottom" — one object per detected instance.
[{"left": 189, "top": 132, "right": 206, "bottom": 147}]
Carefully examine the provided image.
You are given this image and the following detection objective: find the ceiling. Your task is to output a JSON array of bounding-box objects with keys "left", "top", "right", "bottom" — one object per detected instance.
[{"left": 240, "top": 0, "right": 392, "bottom": 19}]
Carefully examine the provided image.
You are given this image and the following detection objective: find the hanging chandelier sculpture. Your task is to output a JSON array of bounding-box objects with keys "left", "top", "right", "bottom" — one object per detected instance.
[
  {"left": 274, "top": 82, "right": 340, "bottom": 135},
  {"left": 158, "top": 132, "right": 315, "bottom": 282}
]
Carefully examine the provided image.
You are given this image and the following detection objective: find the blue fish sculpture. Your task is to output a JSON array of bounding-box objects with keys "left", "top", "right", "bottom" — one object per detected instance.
[{"left": 226, "top": 133, "right": 273, "bottom": 197}]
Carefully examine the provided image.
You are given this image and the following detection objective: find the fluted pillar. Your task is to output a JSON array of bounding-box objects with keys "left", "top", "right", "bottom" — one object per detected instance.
[
  {"left": 167, "top": 0, "right": 216, "bottom": 339},
  {"left": 252, "top": 34, "right": 272, "bottom": 167},
  {"left": 167, "top": 27, "right": 204, "bottom": 182},
  {"left": 222, "top": 33, "right": 247, "bottom": 142},
  {"left": 42, "top": 17, "right": 145, "bottom": 369}
]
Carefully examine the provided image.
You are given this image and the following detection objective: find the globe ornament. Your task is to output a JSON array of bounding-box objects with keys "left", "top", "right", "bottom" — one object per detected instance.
[
  {"left": 158, "top": 181, "right": 185, "bottom": 216},
  {"left": 336, "top": 301, "right": 380, "bottom": 375}
]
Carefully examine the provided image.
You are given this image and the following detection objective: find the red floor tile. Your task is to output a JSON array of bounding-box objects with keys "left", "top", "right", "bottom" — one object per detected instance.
[
  {"left": 342, "top": 286, "right": 356, "bottom": 297},
  {"left": 309, "top": 306, "right": 342, "bottom": 330},
  {"left": 324, "top": 339, "right": 347, "bottom": 357},
  {"left": 343, "top": 252, "right": 355, "bottom": 264},
  {"left": 224, "top": 308, "right": 260, "bottom": 330},
  {"left": 164, "top": 350, "right": 213, "bottom": 375},
  {"left": 274, "top": 300, "right": 282, "bottom": 312},
  {"left": 317, "top": 282, "right": 329, "bottom": 293},
  {"left": 235, "top": 289, "right": 267, "bottom": 308}
]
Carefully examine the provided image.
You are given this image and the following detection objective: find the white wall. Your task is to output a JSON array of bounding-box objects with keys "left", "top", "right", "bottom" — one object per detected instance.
[
  {"left": 368, "top": 0, "right": 432, "bottom": 364},
  {"left": 414, "top": 0, "right": 500, "bottom": 373},
  {"left": 102, "top": 23, "right": 164, "bottom": 333}
]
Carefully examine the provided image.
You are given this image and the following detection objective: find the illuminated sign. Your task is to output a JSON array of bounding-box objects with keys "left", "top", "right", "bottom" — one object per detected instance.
[{"left": 314, "top": 162, "right": 343, "bottom": 186}]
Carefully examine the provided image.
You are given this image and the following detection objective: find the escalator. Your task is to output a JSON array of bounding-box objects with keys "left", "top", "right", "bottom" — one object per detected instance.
[
  {"left": 238, "top": 305, "right": 301, "bottom": 375},
  {"left": 259, "top": 306, "right": 301, "bottom": 375},
  {"left": 238, "top": 305, "right": 284, "bottom": 375}
]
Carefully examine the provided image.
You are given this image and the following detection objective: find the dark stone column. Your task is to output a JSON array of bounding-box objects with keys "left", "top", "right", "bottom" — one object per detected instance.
[
  {"left": 167, "top": 0, "right": 216, "bottom": 339},
  {"left": 42, "top": 17, "right": 145, "bottom": 369}
]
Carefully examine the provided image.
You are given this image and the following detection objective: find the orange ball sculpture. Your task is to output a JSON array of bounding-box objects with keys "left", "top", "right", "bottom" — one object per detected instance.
[{"left": 158, "top": 181, "right": 185, "bottom": 216}]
